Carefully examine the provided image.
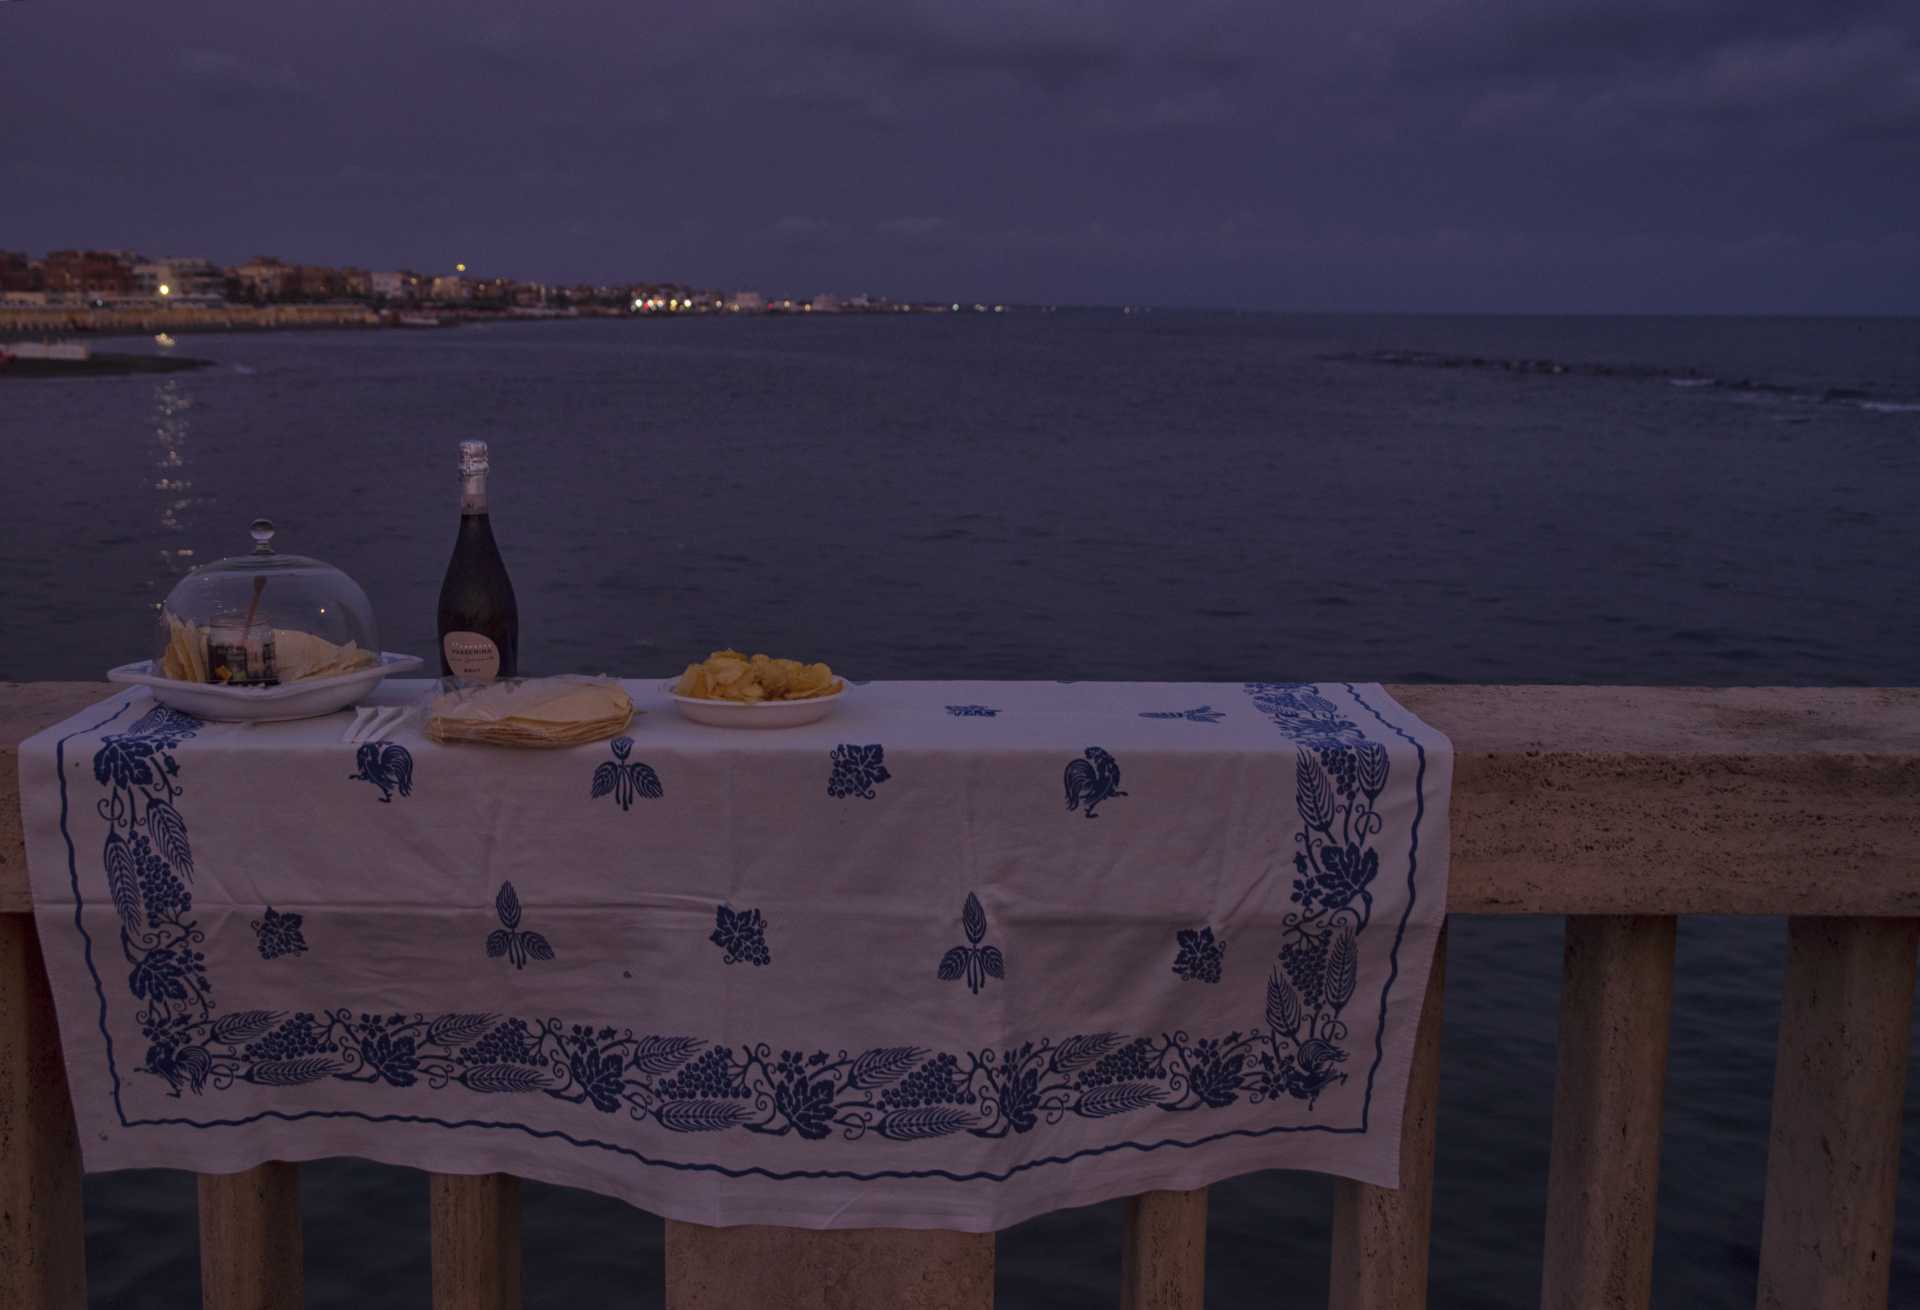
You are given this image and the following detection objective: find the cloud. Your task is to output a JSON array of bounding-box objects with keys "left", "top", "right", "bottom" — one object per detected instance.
[
  {"left": 877, "top": 216, "right": 950, "bottom": 239},
  {"left": 758, "top": 216, "right": 846, "bottom": 251},
  {"left": 175, "top": 48, "right": 307, "bottom": 103}
]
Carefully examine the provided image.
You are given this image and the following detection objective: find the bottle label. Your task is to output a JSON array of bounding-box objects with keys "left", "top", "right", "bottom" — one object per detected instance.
[{"left": 443, "top": 631, "right": 501, "bottom": 681}]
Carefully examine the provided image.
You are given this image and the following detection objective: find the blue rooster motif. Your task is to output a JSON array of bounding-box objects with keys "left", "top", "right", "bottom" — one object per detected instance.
[
  {"left": 591, "top": 737, "right": 663, "bottom": 812},
  {"left": 146, "top": 1040, "right": 213, "bottom": 1098},
  {"left": 349, "top": 742, "right": 414, "bottom": 803},
  {"left": 1063, "top": 747, "right": 1127, "bottom": 818}
]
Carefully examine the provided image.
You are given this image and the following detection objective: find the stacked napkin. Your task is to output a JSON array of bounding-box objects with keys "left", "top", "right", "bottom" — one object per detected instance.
[{"left": 426, "top": 676, "right": 634, "bottom": 748}]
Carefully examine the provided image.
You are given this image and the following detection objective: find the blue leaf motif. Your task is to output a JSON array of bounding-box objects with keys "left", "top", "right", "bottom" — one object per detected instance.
[
  {"left": 105, "top": 831, "right": 140, "bottom": 933},
  {"left": 877, "top": 1107, "right": 977, "bottom": 1139},
  {"left": 590, "top": 761, "right": 620, "bottom": 800},
  {"left": 629, "top": 1036, "right": 703, "bottom": 1076},
  {"left": 1357, "top": 741, "right": 1390, "bottom": 796},
  {"left": 593, "top": 740, "right": 664, "bottom": 810},
  {"left": 521, "top": 932, "right": 554, "bottom": 962},
  {"left": 1326, "top": 925, "right": 1358, "bottom": 1011},
  {"left": 485, "top": 929, "right": 512, "bottom": 959},
  {"left": 428, "top": 1013, "right": 498, "bottom": 1047},
  {"left": 145, "top": 799, "right": 193, "bottom": 879},
  {"left": 93, "top": 738, "right": 156, "bottom": 790},
  {"left": 849, "top": 1046, "right": 924, "bottom": 1089},
  {"left": 631, "top": 763, "right": 664, "bottom": 801},
  {"left": 1051, "top": 1033, "right": 1124, "bottom": 1074},
  {"left": 1078, "top": 1082, "right": 1168, "bottom": 1116},
  {"left": 962, "top": 893, "right": 987, "bottom": 946},
  {"left": 938, "top": 892, "right": 1004, "bottom": 994},
  {"left": 210, "top": 1010, "right": 280, "bottom": 1045},
  {"left": 658, "top": 1099, "right": 756, "bottom": 1131},
  {"left": 463, "top": 1065, "right": 548, "bottom": 1093},
  {"left": 495, "top": 882, "right": 521, "bottom": 930},
  {"left": 1267, "top": 969, "right": 1301, "bottom": 1035},
  {"left": 247, "top": 1058, "right": 342, "bottom": 1086},
  {"left": 1296, "top": 747, "right": 1335, "bottom": 830}
]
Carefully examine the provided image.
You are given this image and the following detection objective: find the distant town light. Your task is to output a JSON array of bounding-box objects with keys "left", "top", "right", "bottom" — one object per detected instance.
[
  {"left": 158, "top": 284, "right": 171, "bottom": 297},
  {"left": 455, "top": 263, "right": 467, "bottom": 273}
]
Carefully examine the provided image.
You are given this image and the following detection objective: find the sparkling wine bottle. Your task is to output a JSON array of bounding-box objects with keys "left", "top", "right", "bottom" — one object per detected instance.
[{"left": 437, "top": 440, "right": 519, "bottom": 680}]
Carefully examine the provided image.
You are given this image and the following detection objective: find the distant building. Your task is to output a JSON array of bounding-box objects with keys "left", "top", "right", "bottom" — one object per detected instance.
[
  {"left": 132, "top": 257, "right": 226, "bottom": 304},
  {"left": 429, "top": 275, "right": 473, "bottom": 302},
  {"left": 725, "top": 291, "right": 765, "bottom": 313},
  {"left": 809, "top": 293, "right": 844, "bottom": 313},
  {"left": 339, "top": 267, "right": 371, "bottom": 299},
  {"left": 233, "top": 258, "right": 293, "bottom": 301},
  {"left": 43, "top": 250, "right": 134, "bottom": 297},
  {"left": 510, "top": 282, "right": 547, "bottom": 308},
  {"left": 290, "top": 265, "right": 343, "bottom": 300},
  {"left": 370, "top": 271, "right": 419, "bottom": 302},
  {"left": 0, "top": 251, "right": 41, "bottom": 293}
]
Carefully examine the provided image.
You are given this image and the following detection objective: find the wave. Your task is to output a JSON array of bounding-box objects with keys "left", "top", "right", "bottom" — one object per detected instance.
[{"left": 1322, "top": 349, "right": 1918, "bottom": 412}]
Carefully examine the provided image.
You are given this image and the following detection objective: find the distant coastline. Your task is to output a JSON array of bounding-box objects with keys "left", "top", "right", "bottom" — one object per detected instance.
[
  {"left": 0, "top": 303, "right": 623, "bottom": 340},
  {"left": 0, "top": 301, "right": 1017, "bottom": 341}
]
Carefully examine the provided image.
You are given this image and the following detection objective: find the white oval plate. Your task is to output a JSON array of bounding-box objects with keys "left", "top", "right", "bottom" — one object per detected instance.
[
  {"left": 107, "top": 652, "right": 424, "bottom": 723},
  {"left": 662, "top": 678, "right": 848, "bottom": 729}
]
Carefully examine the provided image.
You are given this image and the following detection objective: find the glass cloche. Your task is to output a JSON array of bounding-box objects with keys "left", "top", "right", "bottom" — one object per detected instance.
[{"left": 153, "top": 519, "right": 379, "bottom": 687}]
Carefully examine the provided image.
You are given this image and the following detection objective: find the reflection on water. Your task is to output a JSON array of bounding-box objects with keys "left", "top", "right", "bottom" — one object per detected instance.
[{"left": 149, "top": 378, "right": 200, "bottom": 605}]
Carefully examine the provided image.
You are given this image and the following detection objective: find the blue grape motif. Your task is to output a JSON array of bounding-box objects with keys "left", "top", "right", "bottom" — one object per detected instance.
[
  {"left": 1171, "top": 927, "right": 1224, "bottom": 983},
  {"left": 1139, "top": 706, "right": 1225, "bottom": 723},
  {"left": 828, "top": 744, "right": 891, "bottom": 799},
  {"left": 709, "top": 905, "right": 771, "bottom": 967},
  {"left": 252, "top": 907, "right": 308, "bottom": 960},
  {"left": 945, "top": 705, "right": 999, "bottom": 717}
]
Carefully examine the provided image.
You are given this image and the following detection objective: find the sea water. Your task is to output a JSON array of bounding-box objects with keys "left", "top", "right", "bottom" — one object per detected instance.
[{"left": 4, "top": 312, "right": 1917, "bottom": 1307}]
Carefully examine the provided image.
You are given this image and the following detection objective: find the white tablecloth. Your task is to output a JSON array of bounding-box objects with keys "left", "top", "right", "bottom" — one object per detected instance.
[{"left": 21, "top": 679, "right": 1450, "bottom": 1231}]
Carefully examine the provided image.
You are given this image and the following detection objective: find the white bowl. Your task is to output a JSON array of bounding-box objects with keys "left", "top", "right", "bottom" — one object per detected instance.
[
  {"left": 107, "top": 652, "right": 424, "bottom": 723},
  {"left": 662, "top": 677, "right": 848, "bottom": 729}
]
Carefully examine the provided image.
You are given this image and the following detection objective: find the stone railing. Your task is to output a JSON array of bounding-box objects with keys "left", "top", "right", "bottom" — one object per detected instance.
[{"left": 4, "top": 682, "right": 1916, "bottom": 1309}]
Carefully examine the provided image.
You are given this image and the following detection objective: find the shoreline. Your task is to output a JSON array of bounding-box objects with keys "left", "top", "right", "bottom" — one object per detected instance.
[
  {"left": 0, "top": 304, "right": 632, "bottom": 341},
  {"left": 0, "top": 352, "right": 215, "bottom": 379}
]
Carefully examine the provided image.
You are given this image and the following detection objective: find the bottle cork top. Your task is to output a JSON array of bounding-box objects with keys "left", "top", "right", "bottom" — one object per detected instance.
[{"left": 458, "top": 441, "right": 490, "bottom": 476}]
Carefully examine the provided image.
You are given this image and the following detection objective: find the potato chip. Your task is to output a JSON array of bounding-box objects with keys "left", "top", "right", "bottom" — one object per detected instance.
[{"left": 674, "top": 649, "right": 842, "bottom": 703}]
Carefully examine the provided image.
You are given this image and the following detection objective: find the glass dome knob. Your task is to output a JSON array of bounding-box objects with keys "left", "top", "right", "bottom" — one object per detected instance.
[{"left": 250, "top": 518, "right": 277, "bottom": 554}]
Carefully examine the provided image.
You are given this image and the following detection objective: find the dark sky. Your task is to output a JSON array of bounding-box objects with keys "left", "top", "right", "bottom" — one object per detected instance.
[{"left": 4, "top": 0, "right": 1917, "bottom": 311}]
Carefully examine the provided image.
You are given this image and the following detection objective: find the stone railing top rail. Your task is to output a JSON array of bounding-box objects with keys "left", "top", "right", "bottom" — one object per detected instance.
[{"left": 4, "top": 681, "right": 1916, "bottom": 916}]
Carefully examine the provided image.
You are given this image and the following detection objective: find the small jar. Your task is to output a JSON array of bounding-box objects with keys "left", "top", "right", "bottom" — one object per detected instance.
[{"left": 206, "top": 615, "right": 278, "bottom": 685}]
